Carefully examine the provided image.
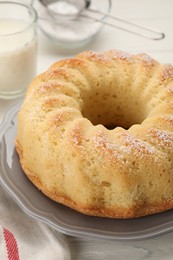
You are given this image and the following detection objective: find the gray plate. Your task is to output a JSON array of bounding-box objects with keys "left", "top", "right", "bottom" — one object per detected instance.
[{"left": 1, "top": 102, "right": 173, "bottom": 241}]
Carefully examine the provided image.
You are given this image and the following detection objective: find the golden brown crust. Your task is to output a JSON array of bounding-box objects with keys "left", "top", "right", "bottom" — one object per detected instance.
[
  {"left": 16, "top": 140, "right": 173, "bottom": 218},
  {"left": 16, "top": 50, "right": 173, "bottom": 219}
]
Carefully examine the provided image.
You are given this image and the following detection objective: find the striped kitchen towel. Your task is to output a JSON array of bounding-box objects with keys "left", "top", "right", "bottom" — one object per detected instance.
[{"left": 0, "top": 187, "right": 71, "bottom": 260}]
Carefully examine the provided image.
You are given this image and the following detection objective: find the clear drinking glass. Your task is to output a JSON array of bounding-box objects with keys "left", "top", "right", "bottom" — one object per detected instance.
[{"left": 0, "top": 1, "right": 37, "bottom": 99}]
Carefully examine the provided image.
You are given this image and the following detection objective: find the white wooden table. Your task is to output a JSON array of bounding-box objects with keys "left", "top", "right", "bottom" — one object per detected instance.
[{"left": 1, "top": 0, "right": 173, "bottom": 259}]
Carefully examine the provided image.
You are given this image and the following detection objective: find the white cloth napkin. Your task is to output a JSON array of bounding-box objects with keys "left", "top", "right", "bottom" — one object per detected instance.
[{"left": 0, "top": 186, "right": 71, "bottom": 260}]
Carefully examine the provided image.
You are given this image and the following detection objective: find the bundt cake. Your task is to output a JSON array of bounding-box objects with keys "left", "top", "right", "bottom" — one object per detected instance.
[{"left": 16, "top": 50, "right": 173, "bottom": 218}]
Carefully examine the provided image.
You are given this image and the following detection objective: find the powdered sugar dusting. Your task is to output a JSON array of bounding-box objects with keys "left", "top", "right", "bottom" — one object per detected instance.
[
  {"left": 120, "top": 133, "right": 155, "bottom": 157},
  {"left": 51, "top": 113, "right": 63, "bottom": 126},
  {"left": 79, "top": 51, "right": 111, "bottom": 64},
  {"left": 108, "top": 50, "right": 132, "bottom": 63},
  {"left": 92, "top": 130, "right": 123, "bottom": 165},
  {"left": 147, "top": 129, "right": 173, "bottom": 147},
  {"left": 137, "top": 54, "right": 154, "bottom": 66},
  {"left": 46, "top": 67, "right": 72, "bottom": 82},
  {"left": 69, "top": 124, "right": 82, "bottom": 145},
  {"left": 37, "top": 82, "right": 62, "bottom": 94},
  {"left": 160, "top": 64, "right": 173, "bottom": 82},
  {"left": 93, "top": 130, "right": 155, "bottom": 166},
  {"left": 93, "top": 131, "right": 116, "bottom": 153},
  {"left": 160, "top": 115, "right": 173, "bottom": 126}
]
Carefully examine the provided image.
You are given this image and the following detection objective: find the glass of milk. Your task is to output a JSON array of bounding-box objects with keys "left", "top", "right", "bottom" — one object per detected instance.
[{"left": 0, "top": 1, "right": 37, "bottom": 99}]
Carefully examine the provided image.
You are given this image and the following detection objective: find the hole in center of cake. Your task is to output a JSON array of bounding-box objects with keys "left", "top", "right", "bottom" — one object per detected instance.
[{"left": 81, "top": 89, "right": 146, "bottom": 129}]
